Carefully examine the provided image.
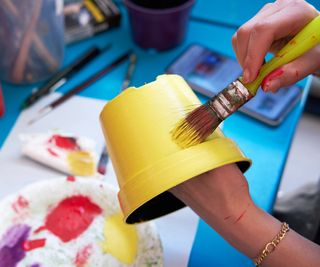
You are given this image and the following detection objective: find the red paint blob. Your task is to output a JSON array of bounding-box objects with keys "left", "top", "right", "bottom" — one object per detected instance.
[
  {"left": 261, "top": 67, "right": 284, "bottom": 90},
  {"left": 47, "top": 148, "right": 59, "bottom": 157},
  {"left": 23, "top": 239, "right": 46, "bottom": 251},
  {"left": 45, "top": 196, "right": 102, "bottom": 242},
  {"left": 75, "top": 244, "right": 92, "bottom": 267},
  {"left": 12, "top": 196, "right": 29, "bottom": 213},
  {"left": 67, "top": 176, "right": 76, "bottom": 182},
  {"left": 49, "top": 135, "right": 79, "bottom": 151},
  {"left": 33, "top": 226, "right": 46, "bottom": 234}
]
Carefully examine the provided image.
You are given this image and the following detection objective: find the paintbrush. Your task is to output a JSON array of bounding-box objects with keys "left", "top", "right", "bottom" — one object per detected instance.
[
  {"left": 172, "top": 16, "right": 320, "bottom": 148},
  {"left": 28, "top": 51, "right": 131, "bottom": 125},
  {"left": 97, "top": 52, "right": 137, "bottom": 175}
]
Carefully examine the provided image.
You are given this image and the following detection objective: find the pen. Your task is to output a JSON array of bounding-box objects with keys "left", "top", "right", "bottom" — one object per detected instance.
[
  {"left": 21, "top": 44, "right": 111, "bottom": 110},
  {"left": 28, "top": 50, "right": 132, "bottom": 125}
]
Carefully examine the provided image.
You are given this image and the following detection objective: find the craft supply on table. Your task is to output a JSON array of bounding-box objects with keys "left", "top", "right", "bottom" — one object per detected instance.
[
  {"left": 0, "top": 84, "right": 5, "bottom": 117},
  {"left": 64, "top": 0, "right": 121, "bottom": 44},
  {"left": 98, "top": 53, "right": 137, "bottom": 175},
  {"left": 171, "top": 15, "right": 320, "bottom": 148},
  {"left": 0, "top": 0, "right": 65, "bottom": 84},
  {"left": 28, "top": 50, "right": 132, "bottom": 125},
  {"left": 97, "top": 146, "right": 109, "bottom": 175},
  {"left": 124, "top": 0, "right": 195, "bottom": 51},
  {"left": 21, "top": 44, "right": 111, "bottom": 110},
  {"left": 121, "top": 53, "right": 137, "bottom": 91},
  {"left": 20, "top": 133, "right": 98, "bottom": 177},
  {"left": 100, "top": 74, "right": 251, "bottom": 224},
  {"left": 0, "top": 177, "right": 163, "bottom": 267}
]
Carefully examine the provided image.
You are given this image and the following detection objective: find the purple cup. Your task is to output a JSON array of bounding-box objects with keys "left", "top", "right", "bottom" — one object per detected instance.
[{"left": 124, "top": 0, "right": 195, "bottom": 51}]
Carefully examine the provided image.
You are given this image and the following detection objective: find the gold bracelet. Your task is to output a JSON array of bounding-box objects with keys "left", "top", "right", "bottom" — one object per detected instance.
[{"left": 253, "top": 222, "right": 290, "bottom": 266}]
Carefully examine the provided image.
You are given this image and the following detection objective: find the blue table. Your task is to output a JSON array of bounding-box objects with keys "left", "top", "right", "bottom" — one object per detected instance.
[{"left": 0, "top": 1, "right": 312, "bottom": 266}]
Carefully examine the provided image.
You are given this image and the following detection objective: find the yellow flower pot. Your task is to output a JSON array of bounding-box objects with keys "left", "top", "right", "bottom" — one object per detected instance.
[{"left": 100, "top": 74, "right": 251, "bottom": 224}]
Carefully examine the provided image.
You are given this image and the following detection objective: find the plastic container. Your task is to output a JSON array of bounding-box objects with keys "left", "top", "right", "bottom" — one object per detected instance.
[
  {"left": 100, "top": 74, "right": 251, "bottom": 224},
  {"left": 124, "top": 0, "right": 194, "bottom": 51},
  {"left": 0, "top": 0, "right": 64, "bottom": 84}
]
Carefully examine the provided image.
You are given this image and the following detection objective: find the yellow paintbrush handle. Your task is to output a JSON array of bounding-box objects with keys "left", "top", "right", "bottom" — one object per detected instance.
[{"left": 243, "top": 15, "right": 320, "bottom": 95}]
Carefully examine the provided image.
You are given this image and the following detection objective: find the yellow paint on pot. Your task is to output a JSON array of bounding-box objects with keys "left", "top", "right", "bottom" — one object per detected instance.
[
  {"left": 101, "top": 213, "right": 138, "bottom": 264},
  {"left": 100, "top": 74, "right": 251, "bottom": 224}
]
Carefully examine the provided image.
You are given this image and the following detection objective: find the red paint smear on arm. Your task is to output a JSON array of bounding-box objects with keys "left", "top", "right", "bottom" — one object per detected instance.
[
  {"left": 45, "top": 195, "right": 102, "bottom": 242},
  {"left": 261, "top": 67, "right": 284, "bottom": 90},
  {"left": 75, "top": 244, "right": 93, "bottom": 267},
  {"left": 234, "top": 203, "right": 250, "bottom": 224},
  {"left": 12, "top": 196, "right": 29, "bottom": 213},
  {"left": 23, "top": 238, "right": 46, "bottom": 251}
]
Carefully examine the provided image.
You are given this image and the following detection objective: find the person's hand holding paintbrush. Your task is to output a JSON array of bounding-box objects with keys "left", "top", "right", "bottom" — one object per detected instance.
[
  {"left": 170, "top": 1, "right": 320, "bottom": 266},
  {"left": 172, "top": 0, "right": 320, "bottom": 148},
  {"left": 232, "top": 0, "right": 320, "bottom": 93}
]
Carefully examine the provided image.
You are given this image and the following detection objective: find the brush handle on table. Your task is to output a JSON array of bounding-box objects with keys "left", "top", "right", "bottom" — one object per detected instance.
[{"left": 243, "top": 15, "right": 320, "bottom": 95}]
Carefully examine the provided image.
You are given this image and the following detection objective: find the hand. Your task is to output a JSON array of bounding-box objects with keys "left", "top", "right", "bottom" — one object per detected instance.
[{"left": 232, "top": 0, "right": 319, "bottom": 92}]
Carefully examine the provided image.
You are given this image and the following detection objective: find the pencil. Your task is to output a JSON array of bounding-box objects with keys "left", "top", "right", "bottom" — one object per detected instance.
[{"left": 28, "top": 50, "right": 132, "bottom": 125}]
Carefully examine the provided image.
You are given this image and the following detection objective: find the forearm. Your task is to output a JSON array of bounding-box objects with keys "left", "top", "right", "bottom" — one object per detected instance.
[{"left": 170, "top": 164, "right": 320, "bottom": 266}]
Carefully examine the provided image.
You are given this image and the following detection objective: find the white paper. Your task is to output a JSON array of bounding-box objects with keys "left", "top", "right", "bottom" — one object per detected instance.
[{"left": 0, "top": 93, "right": 198, "bottom": 267}]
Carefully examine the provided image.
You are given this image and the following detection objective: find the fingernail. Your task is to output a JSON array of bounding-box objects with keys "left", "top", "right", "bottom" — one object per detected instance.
[
  {"left": 243, "top": 69, "right": 250, "bottom": 83},
  {"left": 261, "top": 67, "right": 284, "bottom": 92},
  {"left": 261, "top": 81, "right": 269, "bottom": 92}
]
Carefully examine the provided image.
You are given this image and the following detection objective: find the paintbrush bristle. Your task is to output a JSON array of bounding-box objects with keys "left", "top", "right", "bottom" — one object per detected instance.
[{"left": 171, "top": 103, "right": 222, "bottom": 148}]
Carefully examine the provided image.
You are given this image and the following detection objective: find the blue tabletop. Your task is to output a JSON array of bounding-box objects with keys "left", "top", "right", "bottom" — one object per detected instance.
[
  {"left": 192, "top": 0, "right": 320, "bottom": 28},
  {"left": 0, "top": 1, "right": 312, "bottom": 266}
]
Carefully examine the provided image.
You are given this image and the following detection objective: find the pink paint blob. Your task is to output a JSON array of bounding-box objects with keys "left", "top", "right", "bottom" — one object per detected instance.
[
  {"left": 75, "top": 244, "right": 93, "bottom": 267},
  {"left": 48, "top": 135, "right": 79, "bottom": 151},
  {"left": 45, "top": 196, "right": 102, "bottom": 242},
  {"left": 23, "top": 239, "right": 46, "bottom": 251},
  {"left": 12, "top": 196, "right": 29, "bottom": 213}
]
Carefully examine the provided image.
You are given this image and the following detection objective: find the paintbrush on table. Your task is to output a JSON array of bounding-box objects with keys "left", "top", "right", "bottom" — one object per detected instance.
[
  {"left": 172, "top": 16, "right": 320, "bottom": 148},
  {"left": 28, "top": 50, "right": 131, "bottom": 125},
  {"left": 97, "top": 52, "right": 137, "bottom": 175}
]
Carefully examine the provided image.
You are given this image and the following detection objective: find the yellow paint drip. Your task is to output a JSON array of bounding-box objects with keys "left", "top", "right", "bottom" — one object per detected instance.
[
  {"left": 67, "top": 151, "right": 95, "bottom": 176},
  {"left": 101, "top": 213, "right": 138, "bottom": 264}
]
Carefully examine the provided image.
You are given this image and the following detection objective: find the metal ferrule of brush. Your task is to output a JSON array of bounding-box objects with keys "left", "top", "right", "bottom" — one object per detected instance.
[{"left": 207, "top": 80, "right": 253, "bottom": 120}]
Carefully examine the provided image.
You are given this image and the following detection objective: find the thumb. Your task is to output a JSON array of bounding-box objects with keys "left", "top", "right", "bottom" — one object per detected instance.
[{"left": 261, "top": 46, "right": 320, "bottom": 93}]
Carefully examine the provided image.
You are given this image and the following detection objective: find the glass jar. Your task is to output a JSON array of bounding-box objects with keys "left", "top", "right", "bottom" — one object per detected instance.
[{"left": 0, "top": 0, "right": 64, "bottom": 84}]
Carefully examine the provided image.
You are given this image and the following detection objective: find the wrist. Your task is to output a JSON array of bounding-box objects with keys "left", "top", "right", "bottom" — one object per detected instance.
[
  {"left": 170, "top": 164, "right": 283, "bottom": 259},
  {"left": 170, "top": 163, "right": 251, "bottom": 217}
]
